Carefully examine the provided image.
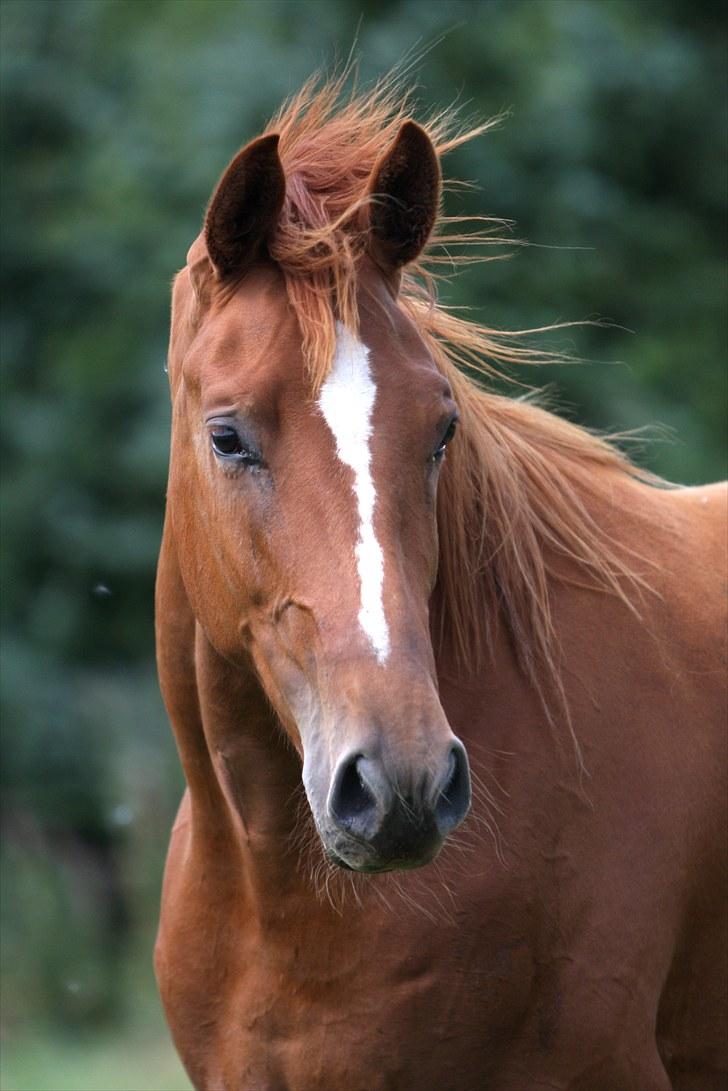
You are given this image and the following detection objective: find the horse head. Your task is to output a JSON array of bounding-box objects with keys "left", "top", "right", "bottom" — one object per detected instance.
[{"left": 166, "top": 122, "right": 470, "bottom": 873}]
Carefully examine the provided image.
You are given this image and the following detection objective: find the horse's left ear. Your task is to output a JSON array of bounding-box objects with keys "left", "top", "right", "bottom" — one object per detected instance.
[
  {"left": 204, "top": 132, "right": 286, "bottom": 281},
  {"left": 366, "top": 121, "right": 441, "bottom": 272}
]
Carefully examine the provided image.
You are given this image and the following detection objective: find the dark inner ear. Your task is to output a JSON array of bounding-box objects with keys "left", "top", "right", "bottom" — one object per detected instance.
[
  {"left": 368, "top": 121, "right": 441, "bottom": 271},
  {"left": 204, "top": 133, "right": 285, "bottom": 281}
]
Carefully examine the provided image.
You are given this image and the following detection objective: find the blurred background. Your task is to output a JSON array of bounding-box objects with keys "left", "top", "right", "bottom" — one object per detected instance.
[{"left": 1, "top": 1, "right": 725, "bottom": 1088}]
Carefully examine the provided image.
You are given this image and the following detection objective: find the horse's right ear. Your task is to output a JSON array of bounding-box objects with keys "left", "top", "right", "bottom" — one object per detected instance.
[{"left": 204, "top": 133, "right": 286, "bottom": 281}]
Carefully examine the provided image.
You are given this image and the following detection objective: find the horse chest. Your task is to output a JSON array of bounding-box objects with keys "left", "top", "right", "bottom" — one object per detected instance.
[{"left": 190, "top": 904, "right": 538, "bottom": 1091}]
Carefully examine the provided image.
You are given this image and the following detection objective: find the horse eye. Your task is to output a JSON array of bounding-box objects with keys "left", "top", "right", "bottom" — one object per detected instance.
[
  {"left": 210, "top": 426, "right": 243, "bottom": 457},
  {"left": 432, "top": 417, "right": 458, "bottom": 461},
  {"left": 208, "top": 422, "right": 263, "bottom": 468}
]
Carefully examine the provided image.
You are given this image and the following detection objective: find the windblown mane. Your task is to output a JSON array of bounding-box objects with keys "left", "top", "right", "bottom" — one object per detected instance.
[{"left": 251, "top": 71, "right": 656, "bottom": 733}]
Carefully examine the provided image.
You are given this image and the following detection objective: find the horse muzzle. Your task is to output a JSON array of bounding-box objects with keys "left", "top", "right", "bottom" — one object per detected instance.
[{"left": 320, "top": 741, "right": 471, "bottom": 872}]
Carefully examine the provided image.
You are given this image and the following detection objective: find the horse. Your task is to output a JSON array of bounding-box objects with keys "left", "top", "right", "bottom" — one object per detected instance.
[{"left": 153, "top": 74, "right": 727, "bottom": 1091}]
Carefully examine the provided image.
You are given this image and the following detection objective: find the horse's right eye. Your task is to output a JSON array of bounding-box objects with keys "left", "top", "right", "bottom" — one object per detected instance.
[{"left": 210, "top": 427, "right": 243, "bottom": 457}]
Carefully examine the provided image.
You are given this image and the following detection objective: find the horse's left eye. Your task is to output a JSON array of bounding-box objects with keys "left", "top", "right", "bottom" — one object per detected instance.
[{"left": 432, "top": 417, "right": 458, "bottom": 462}]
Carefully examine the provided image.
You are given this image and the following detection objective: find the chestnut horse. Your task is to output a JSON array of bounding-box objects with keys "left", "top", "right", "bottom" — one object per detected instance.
[{"left": 154, "top": 77, "right": 727, "bottom": 1091}]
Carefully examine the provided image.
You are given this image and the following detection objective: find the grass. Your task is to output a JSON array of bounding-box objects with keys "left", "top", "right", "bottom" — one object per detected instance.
[{"left": 0, "top": 1025, "right": 192, "bottom": 1091}]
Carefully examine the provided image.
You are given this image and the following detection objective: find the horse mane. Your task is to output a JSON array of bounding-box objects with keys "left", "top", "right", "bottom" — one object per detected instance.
[{"left": 250, "top": 71, "right": 657, "bottom": 728}]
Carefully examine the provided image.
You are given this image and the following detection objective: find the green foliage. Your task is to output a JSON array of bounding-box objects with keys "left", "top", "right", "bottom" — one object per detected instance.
[{"left": 1, "top": 0, "right": 725, "bottom": 1084}]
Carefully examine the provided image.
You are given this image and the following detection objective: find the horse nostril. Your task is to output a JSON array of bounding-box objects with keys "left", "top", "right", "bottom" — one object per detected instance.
[
  {"left": 435, "top": 743, "right": 471, "bottom": 836},
  {"left": 329, "top": 755, "right": 379, "bottom": 838}
]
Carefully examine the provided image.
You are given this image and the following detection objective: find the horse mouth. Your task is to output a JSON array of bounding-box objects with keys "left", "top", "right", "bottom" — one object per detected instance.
[
  {"left": 326, "top": 849, "right": 399, "bottom": 873},
  {"left": 324, "top": 838, "right": 442, "bottom": 874}
]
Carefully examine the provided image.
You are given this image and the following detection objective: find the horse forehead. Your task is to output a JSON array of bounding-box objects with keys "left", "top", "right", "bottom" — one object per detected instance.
[
  {"left": 357, "top": 289, "right": 446, "bottom": 395},
  {"left": 197, "top": 286, "right": 303, "bottom": 399},
  {"left": 359, "top": 331, "right": 449, "bottom": 428},
  {"left": 194, "top": 267, "right": 445, "bottom": 416},
  {"left": 216, "top": 287, "right": 298, "bottom": 364}
]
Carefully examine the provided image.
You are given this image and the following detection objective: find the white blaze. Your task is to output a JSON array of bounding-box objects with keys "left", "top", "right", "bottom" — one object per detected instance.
[{"left": 317, "top": 322, "right": 390, "bottom": 664}]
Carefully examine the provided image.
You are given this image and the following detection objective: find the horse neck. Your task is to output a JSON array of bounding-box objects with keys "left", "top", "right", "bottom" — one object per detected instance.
[
  {"left": 194, "top": 625, "right": 303, "bottom": 847},
  {"left": 194, "top": 630, "right": 311, "bottom": 903},
  {"left": 157, "top": 526, "right": 305, "bottom": 902}
]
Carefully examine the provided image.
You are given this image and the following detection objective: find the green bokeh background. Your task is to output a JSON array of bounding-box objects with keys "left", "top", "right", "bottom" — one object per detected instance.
[{"left": 1, "top": 1, "right": 725, "bottom": 1088}]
